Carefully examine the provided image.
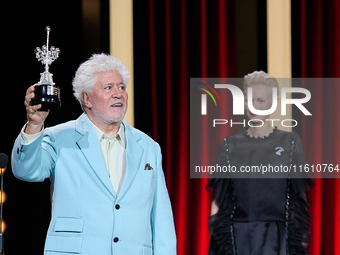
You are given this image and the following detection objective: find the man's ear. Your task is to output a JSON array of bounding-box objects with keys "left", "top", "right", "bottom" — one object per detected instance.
[{"left": 82, "top": 91, "right": 92, "bottom": 109}]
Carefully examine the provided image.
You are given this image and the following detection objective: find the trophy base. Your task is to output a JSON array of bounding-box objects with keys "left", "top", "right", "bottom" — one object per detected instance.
[{"left": 31, "top": 84, "right": 61, "bottom": 110}]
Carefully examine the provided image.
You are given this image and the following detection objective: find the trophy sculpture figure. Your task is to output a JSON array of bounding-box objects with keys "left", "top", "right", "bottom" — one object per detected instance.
[{"left": 31, "top": 26, "right": 61, "bottom": 110}]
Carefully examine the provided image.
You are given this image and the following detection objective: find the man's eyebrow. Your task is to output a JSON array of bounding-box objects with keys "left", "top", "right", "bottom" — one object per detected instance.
[{"left": 104, "top": 82, "right": 125, "bottom": 86}]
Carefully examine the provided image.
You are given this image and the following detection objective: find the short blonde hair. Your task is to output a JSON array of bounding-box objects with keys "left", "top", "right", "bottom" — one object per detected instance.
[{"left": 243, "top": 70, "right": 278, "bottom": 90}]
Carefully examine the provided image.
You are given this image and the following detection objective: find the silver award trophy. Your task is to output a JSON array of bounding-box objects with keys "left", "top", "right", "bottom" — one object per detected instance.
[{"left": 31, "top": 26, "right": 61, "bottom": 110}]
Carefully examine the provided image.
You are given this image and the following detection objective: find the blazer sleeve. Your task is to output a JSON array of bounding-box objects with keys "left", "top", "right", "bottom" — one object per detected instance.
[
  {"left": 11, "top": 128, "right": 57, "bottom": 182},
  {"left": 151, "top": 145, "right": 177, "bottom": 254}
]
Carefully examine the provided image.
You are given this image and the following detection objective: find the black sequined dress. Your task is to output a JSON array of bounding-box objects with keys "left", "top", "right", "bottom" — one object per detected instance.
[{"left": 206, "top": 129, "right": 314, "bottom": 255}]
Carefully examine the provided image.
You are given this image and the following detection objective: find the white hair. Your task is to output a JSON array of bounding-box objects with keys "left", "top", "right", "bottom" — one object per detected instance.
[
  {"left": 243, "top": 70, "right": 278, "bottom": 90},
  {"left": 72, "top": 53, "right": 130, "bottom": 110}
]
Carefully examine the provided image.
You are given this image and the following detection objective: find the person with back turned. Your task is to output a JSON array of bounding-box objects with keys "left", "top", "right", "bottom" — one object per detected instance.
[{"left": 12, "top": 53, "right": 177, "bottom": 255}]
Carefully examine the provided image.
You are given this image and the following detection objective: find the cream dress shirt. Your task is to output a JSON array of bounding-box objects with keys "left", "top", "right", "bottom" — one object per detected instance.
[{"left": 89, "top": 120, "right": 126, "bottom": 195}]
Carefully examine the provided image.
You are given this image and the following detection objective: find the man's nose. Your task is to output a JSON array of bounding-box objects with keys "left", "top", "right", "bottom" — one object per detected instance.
[{"left": 111, "top": 86, "right": 122, "bottom": 97}]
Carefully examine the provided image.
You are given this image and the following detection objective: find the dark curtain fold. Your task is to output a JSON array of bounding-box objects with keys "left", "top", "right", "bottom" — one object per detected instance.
[
  {"left": 134, "top": 1, "right": 237, "bottom": 254},
  {"left": 294, "top": 0, "right": 340, "bottom": 254}
]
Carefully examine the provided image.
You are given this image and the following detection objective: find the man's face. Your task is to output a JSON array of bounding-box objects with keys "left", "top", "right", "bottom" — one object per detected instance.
[{"left": 84, "top": 71, "right": 128, "bottom": 125}]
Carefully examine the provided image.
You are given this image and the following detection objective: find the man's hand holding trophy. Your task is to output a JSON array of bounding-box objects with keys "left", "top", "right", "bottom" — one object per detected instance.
[{"left": 30, "top": 26, "right": 61, "bottom": 110}]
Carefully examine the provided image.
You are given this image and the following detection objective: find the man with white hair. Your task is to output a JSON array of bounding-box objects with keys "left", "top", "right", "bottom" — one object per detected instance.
[{"left": 12, "top": 53, "right": 177, "bottom": 255}]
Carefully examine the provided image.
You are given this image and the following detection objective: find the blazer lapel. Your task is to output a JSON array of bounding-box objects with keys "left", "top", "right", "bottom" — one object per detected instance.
[
  {"left": 75, "top": 114, "right": 116, "bottom": 198},
  {"left": 117, "top": 121, "right": 144, "bottom": 201}
]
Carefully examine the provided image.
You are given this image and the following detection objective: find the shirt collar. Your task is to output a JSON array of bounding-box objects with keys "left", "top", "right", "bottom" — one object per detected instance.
[{"left": 89, "top": 119, "right": 126, "bottom": 148}]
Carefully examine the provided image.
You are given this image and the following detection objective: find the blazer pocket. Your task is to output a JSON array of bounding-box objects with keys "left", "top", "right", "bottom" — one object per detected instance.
[
  {"left": 137, "top": 170, "right": 156, "bottom": 178},
  {"left": 54, "top": 217, "right": 84, "bottom": 233},
  {"left": 142, "top": 244, "right": 153, "bottom": 255},
  {"left": 45, "top": 235, "right": 83, "bottom": 254}
]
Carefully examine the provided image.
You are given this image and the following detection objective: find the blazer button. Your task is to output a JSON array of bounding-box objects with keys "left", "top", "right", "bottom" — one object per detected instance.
[
  {"left": 115, "top": 204, "right": 120, "bottom": 210},
  {"left": 113, "top": 237, "right": 119, "bottom": 243}
]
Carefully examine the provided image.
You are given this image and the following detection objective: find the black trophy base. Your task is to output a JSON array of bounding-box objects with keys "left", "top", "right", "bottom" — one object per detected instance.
[{"left": 31, "top": 84, "right": 61, "bottom": 110}]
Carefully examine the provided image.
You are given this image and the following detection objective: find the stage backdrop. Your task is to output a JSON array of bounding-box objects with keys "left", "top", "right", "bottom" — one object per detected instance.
[
  {"left": 133, "top": 1, "right": 266, "bottom": 254},
  {"left": 135, "top": 0, "right": 340, "bottom": 255},
  {"left": 293, "top": 0, "right": 340, "bottom": 254},
  {"left": 2, "top": 0, "right": 340, "bottom": 254}
]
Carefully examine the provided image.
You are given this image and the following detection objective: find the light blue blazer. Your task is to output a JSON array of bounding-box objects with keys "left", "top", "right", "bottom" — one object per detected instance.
[{"left": 12, "top": 113, "right": 176, "bottom": 255}]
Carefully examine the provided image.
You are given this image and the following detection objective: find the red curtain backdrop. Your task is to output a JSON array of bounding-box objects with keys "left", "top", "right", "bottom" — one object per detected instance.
[
  {"left": 134, "top": 1, "right": 236, "bottom": 254},
  {"left": 134, "top": 0, "right": 340, "bottom": 254},
  {"left": 299, "top": 0, "right": 340, "bottom": 254}
]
